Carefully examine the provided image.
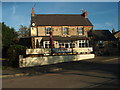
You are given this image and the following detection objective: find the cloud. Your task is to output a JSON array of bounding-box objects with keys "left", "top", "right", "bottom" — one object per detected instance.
[
  {"left": 11, "top": 2, "right": 16, "bottom": 16},
  {"left": 105, "top": 22, "right": 114, "bottom": 28}
]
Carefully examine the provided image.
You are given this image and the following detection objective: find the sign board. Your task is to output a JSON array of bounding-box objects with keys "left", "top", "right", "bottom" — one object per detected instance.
[{"left": 52, "top": 48, "right": 72, "bottom": 53}]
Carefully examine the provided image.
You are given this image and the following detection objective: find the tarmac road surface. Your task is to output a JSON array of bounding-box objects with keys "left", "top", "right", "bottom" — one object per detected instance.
[{"left": 2, "top": 56, "right": 120, "bottom": 88}]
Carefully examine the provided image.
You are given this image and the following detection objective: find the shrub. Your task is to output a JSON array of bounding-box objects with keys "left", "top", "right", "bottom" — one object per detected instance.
[{"left": 7, "top": 44, "right": 27, "bottom": 67}]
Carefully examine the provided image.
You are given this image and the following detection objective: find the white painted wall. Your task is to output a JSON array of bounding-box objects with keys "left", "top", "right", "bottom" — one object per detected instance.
[
  {"left": 19, "top": 54, "right": 95, "bottom": 68},
  {"left": 30, "top": 27, "right": 37, "bottom": 36},
  {"left": 26, "top": 47, "right": 93, "bottom": 55}
]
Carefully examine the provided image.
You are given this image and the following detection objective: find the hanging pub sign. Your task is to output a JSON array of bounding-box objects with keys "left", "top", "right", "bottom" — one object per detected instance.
[{"left": 52, "top": 48, "right": 72, "bottom": 53}]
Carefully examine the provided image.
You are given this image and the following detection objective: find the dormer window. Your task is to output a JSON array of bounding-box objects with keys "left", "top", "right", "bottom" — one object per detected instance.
[{"left": 78, "top": 28, "right": 83, "bottom": 35}]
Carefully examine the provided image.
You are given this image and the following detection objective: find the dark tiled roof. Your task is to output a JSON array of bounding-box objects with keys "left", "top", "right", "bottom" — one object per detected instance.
[
  {"left": 32, "top": 14, "right": 93, "bottom": 26},
  {"left": 89, "top": 30, "right": 116, "bottom": 41},
  {"left": 42, "top": 36, "right": 88, "bottom": 41}
]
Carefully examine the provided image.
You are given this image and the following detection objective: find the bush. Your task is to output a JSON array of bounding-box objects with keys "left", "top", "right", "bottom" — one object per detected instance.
[{"left": 7, "top": 45, "right": 27, "bottom": 67}]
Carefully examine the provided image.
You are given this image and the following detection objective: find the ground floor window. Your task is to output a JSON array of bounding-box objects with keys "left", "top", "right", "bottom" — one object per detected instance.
[
  {"left": 79, "top": 40, "right": 89, "bottom": 47},
  {"left": 43, "top": 41, "right": 50, "bottom": 48},
  {"left": 43, "top": 41, "right": 55, "bottom": 48},
  {"left": 98, "top": 41, "right": 104, "bottom": 47},
  {"left": 59, "top": 42, "right": 75, "bottom": 48}
]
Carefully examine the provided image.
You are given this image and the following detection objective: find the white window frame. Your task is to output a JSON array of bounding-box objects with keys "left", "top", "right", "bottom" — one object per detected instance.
[
  {"left": 58, "top": 42, "right": 75, "bottom": 48},
  {"left": 43, "top": 41, "right": 50, "bottom": 48},
  {"left": 79, "top": 40, "right": 89, "bottom": 48}
]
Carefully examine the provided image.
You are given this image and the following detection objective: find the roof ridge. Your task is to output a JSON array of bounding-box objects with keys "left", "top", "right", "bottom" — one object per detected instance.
[{"left": 35, "top": 14, "right": 82, "bottom": 16}]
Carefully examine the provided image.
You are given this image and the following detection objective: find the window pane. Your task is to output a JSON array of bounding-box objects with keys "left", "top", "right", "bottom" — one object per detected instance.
[
  {"left": 59, "top": 44, "right": 62, "bottom": 48},
  {"left": 79, "top": 43, "right": 82, "bottom": 47},
  {"left": 63, "top": 27, "right": 68, "bottom": 35},
  {"left": 65, "top": 44, "right": 69, "bottom": 48},
  {"left": 82, "top": 43, "right": 84, "bottom": 47},
  {"left": 46, "top": 28, "right": 51, "bottom": 35},
  {"left": 85, "top": 43, "right": 88, "bottom": 47},
  {"left": 78, "top": 28, "right": 83, "bottom": 35},
  {"left": 70, "top": 43, "right": 75, "bottom": 48}
]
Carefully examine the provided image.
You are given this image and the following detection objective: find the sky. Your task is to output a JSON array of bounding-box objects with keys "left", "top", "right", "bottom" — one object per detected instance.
[{"left": 2, "top": 2, "right": 119, "bottom": 32}]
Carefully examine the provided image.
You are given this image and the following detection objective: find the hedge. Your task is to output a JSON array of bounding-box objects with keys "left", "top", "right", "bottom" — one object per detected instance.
[{"left": 7, "top": 44, "right": 27, "bottom": 67}]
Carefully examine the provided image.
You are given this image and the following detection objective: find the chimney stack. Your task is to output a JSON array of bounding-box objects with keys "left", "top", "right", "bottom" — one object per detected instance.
[
  {"left": 32, "top": 8, "right": 35, "bottom": 17},
  {"left": 112, "top": 28, "right": 115, "bottom": 34},
  {"left": 81, "top": 9, "right": 88, "bottom": 18}
]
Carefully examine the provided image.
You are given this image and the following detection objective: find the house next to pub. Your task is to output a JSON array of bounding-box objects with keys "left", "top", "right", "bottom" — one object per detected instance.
[{"left": 88, "top": 30, "right": 118, "bottom": 56}]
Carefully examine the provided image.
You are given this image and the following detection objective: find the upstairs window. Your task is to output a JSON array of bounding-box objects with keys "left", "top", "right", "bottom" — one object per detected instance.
[
  {"left": 46, "top": 27, "right": 51, "bottom": 35},
  {"left": 63, "top": 27, "right": 68, "bottom": 35},
  {"left": 78, "top": 28, "right": 83, "bottom": 35}
]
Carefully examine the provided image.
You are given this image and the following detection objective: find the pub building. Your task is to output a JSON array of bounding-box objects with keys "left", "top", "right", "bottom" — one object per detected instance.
[{"left": 19, "top": 8, "right": 94, "bottom": 55}]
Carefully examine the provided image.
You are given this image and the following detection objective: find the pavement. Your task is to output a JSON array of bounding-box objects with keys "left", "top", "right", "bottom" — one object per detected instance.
[{"left": 1, "top": 63, "right": 65, "bottom": 78}]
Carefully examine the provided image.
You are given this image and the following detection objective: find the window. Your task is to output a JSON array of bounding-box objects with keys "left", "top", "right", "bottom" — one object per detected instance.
[
  {"left": 59, "top": 43, "right": 62, "bottom": 48},
  {"left": 98, "top": 41, "right": 104, "bottom": 47},
  {"left": 78, "top": 28, "right": 83, "bottom": 35},
  {"left": 63, "top": 27, "right": 68, "bottom": 35},
  {"left": 70, "top": 43, "right": 75, "bottom": 48},
  {"left": 59, "top": 42, "right": 75, "bottom": 48},
  {"left": 79, "top": 40, "right": 89, "bottom": 48},
  {"left": 46, "top": 28, "right": 51, "bottom": 35},
  {"left": 65, "top": 44, "right": 69, "bottom": 48},
  {"left": 44, "top": 41, "right": 55, "bottom": 48},
  {"left": 44, "top": 41, "right": 50, "bottom": 48},
  {"left": 59, "top": 43, "right": 65, "bottom": 48}
]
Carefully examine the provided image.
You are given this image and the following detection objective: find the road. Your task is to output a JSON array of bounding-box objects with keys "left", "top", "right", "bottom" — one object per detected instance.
[{"left": 2, "top": 56, "right": 120, "bottom": 88}]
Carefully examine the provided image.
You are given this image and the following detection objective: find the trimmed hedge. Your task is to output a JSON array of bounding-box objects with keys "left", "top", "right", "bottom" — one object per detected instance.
[{"left": 7, "top": 45, "right": 27, "bottom": 67}]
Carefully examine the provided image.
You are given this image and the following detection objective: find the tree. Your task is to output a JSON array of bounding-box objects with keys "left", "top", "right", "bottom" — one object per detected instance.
[
  {"left": 2, "top": 22, "right": 18, "bottom": 57},
  {"left": 0, "top": 23, "right": 2, "bottom": 57},
  {"left": 18, "top": 25, "right": 29, "bottom": 38},
  {"left": 2, "top": 22, "right": 18, "bottom": 48}
]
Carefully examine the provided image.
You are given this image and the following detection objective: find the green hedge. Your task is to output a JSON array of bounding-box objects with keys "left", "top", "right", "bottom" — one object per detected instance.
[{"left": 7, "top": 45, "right": 27, "bottom": 67}]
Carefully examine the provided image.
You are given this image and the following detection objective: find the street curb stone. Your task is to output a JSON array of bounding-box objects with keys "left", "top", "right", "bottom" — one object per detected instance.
[{"left": 0, "top": 73, "right": 30, "bottom": 78}]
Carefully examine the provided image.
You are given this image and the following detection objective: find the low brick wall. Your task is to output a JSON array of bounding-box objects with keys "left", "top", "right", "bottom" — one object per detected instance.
[{"left": 19, "top": 54, "right": 95, "bottom": 68}]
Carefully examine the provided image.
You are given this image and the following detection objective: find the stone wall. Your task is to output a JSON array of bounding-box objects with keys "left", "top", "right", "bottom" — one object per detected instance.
[
  {"left": 38, "top": 26, "right": 46, "bottom": 36},
  {"left": 30, "top": 26, "right": 93, "bottom": 37}
]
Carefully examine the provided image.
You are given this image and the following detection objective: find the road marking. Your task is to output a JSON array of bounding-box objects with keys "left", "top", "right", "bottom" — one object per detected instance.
[{"left": 101, "top": 58, "right": 119, "bottom": 62}]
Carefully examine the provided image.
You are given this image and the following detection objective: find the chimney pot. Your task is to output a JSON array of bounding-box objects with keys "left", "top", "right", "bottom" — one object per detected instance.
[
  {"left": 82, "top": 10, "right": 88, "bottom": 18},
  {"left": 32, "top": 8, "right": 35, "bottom": 17}
]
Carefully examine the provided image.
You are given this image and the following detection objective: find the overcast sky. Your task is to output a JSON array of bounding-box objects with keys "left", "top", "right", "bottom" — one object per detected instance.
[{"left": 2, "top": 2, "right": 119, "bottom": 31}]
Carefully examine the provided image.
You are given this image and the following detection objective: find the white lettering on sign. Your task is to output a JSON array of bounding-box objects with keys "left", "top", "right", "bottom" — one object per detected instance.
[{"left": 52, "top": 48, "right": 72, "bottom": 53}]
